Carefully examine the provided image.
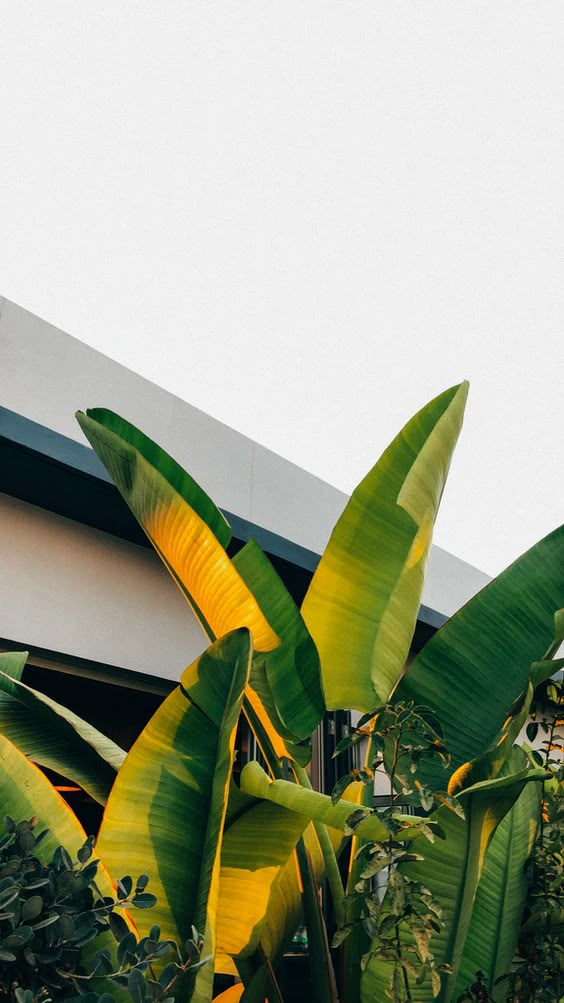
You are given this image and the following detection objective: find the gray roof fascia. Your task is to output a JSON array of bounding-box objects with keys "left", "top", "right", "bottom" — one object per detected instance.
[{"left": 0, "top": 405, "right": 110, "bottom": 482}]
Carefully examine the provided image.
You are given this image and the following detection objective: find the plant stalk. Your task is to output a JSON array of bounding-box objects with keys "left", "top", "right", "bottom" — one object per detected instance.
[{"left": 293, "top": 761, "right": 346, "bottom": 929}]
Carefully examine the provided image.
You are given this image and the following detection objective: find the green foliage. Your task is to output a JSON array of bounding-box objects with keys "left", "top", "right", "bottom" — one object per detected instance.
[
  {"left": 332, "top": 702, "right": 455, "bottom": 1002},
  {"left": 0, "top": 817, "right": 205, "bottom": 1003},
  {"left": 65, "top": 925, "right": 208, "bottom": 1003},
  {"left": 495, "top": 675, "right": 563, "bottom": 1002}
]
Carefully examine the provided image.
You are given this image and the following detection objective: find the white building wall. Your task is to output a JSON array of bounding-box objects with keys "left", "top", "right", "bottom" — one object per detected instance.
[
  {"left": 0, "top": 296, "right": 345, "bottom": 558},
  {"left": 0, "top": 493, "right": 205, "bottom": 680}
]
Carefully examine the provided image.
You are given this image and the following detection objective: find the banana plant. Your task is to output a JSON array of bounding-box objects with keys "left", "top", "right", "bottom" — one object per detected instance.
[
  {"left": 1, "top": 381, "right": 561, "bottom": 1003},
  {"left": 74, "top": 388, "right": 563, "bottom": 1002},
  {"left": 301, "top": 381, "right": 469, "bottom": 712},
  {"left": 73, "top": 386, "right": 469, "bottom": 985}
]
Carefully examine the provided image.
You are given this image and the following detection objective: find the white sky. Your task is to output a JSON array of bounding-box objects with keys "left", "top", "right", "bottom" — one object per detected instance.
[{"left": 1, "top": 2, "right": 563, "bottom": 577}]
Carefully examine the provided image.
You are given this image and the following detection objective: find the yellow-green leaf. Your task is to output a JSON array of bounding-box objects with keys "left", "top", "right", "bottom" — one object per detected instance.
[
  {"left": 217, "top": 801, "right": 308, "bottom": 959},
  {"left": 0, "top": 733, "right": 131, "bottom": 997},
  {"left": 233, "top": 539, "right": 324, "bottom": 740},
  {"left": 302, "top": 383, "right": 468, "bottom": 711},
  {"left": 96, "top": 629, "right": 252, "bottom": 1003},
  {"left": 0, "top": 654, "right": 124, "bottom": 804},
  {"left": 398, "top": 524, "right": 564, "bottom": 791},
  {"left": 454, "top": 781, "right": 541, "bottom": 1001},
  {"left": 76, "top": 410, "right": 278, "bottom": 653}
]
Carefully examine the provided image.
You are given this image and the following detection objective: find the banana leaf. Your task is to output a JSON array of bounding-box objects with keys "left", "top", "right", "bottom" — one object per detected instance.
[
  {"left": 96, "top": 629, "right": 252, "bottom": 1003},
  {"left": 76, "top": 410, "right": 321, "bottom": 765},
  {"left": 454, "top": 780, "right": 542, "bottom": 1001},
  {"left": 0, "top": 653, "right": 124, "bottom": 804},
  {"left": 212, "top": 987, "right": 243, "bottom": 1003},
  {"left": 216, "top": 768, "right": 376, "bottom": 970},
  {"left": 216, "top": 801, "right": 309, "bottom": 960},
  {"left": 301, "top": 382, "right": 468, "bottom": 711},
  {"left": 76, "top": 410, "right": 278, "bottom": 654},
  {"left": 233, "top": 539, "right": 324, "bottom": 741},
  {"left": 397, "top": 524, "right": 564, "bottom": 790},
  {"left": 243, "top": 660, "right": 311, "bottom": 766},
  {"left": 361, "top": 750, "right": 546, "bottom": 1003},
  {"left": 79, "top": 408, "right": 231, "bottom": 547},
  {"left": 237, "top": 822, "right": 335, "bottom": 1003},
  {"left": 0, "top": 731, "right": 92, "bottom": 864}
]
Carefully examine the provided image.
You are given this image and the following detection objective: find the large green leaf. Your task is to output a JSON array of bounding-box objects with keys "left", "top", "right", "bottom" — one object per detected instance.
[
  {"left": 76, "top": 410, "right": 316, "bottom": 767},
  {"left": 454, "top": 781, "right": 541, "bottom": 1001},
  {"left": 447, "top": 681, "right": 534, "bottom": 796},
  {"left": 96, "top": 629, "right": 252, "bottom": 1003},
  {"left": 216, "top": 801, "right": 309, "bottom": 962},
  {"left": 361, "top": 751, "right": 546, "bottom": 1003},
  {"left": 301, "top": 383, "right": 468, "bottom": 711},
  {"left": 76, "top": 410, "right": 278, "bottom": 654},
  {"left": 242, "top": 659, "right": 311, "bottom": 766},
  {"left": 81, "top": 407, "right": 232, "bottom": 547},
  {"left": 397, "top": 524, "right": 564, "bottom": 789},
  {"left": 0, "top": 731, "right": 90, "bottom": 861},
  {"left": 233, "top": 539, "right": 324, "bottom": 740},
  {"left": 0, "top": 653, "right": 124, "bottom": 804},
  {"left": 219, "top": 770, "right": 349, "bottom": 998},
  {"left": 238, "top": 821, "right": 337, "bottom": 1003}
]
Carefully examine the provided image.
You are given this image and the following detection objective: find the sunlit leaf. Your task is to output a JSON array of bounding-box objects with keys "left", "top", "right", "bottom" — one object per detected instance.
[
  {"left": 302, "top": 383, "right": 468, "bottom": 711},
  {"left": 96, "top": 629, "right": 252, "bottom": 1003},
  {"left": 233, "top": 539, "right": 324, "bottom": 739},
  {"left": 76, "top": 410, "right": 278, "bottom": 653}
]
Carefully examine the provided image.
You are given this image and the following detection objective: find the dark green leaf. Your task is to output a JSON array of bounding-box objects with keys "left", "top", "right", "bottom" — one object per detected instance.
[
  {"left": 31, "top": 913, "right": 60, "bottom": 930},
  {"left": 132, "top": 892, "right": 157, "bottom": 909},
  {"left": 53, "top": 845, "right": 73, "bottom": 871},
  {"left": 19, "top": 830, "right": 35, "bottom": 853},
  {"left": 128, "top": 966, "right": 148, "bottom": 1003},
  {"left": 22, "top": 894, "right": 43, "bottom": 921},
  {"left": 117, "top": 875, "right": 133, "bottom": 899},
  {"left": 118, "top": 931, "right": 138, "bottom": 966},
  {"left": 109, "top": 910, "right": 130, "bottom": 942},
  {"left": 158, "top": 962, "right": 179, "bottom": 989},
  {"left": 526, "top": 721, "right": 539, "bottom": 742}
]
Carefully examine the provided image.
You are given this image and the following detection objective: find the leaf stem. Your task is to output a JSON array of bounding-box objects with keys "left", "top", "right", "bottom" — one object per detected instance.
[{"left": 293, "top": 762, "right": 346, "bottom": 929}]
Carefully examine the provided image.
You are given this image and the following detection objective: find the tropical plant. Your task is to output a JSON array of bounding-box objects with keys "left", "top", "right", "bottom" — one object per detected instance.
[
  {"left": 330, "top": 699, "right": 457, "bottom": 1001},
  {"left": 490, "top": 669, "right": 563, "bottom": 1002},
  {"left": 0, "top": 382, "right": 562, "bottom": 1003},
  {"left": 0, "top": 814, "right": 206, "bottom": 1003}
]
